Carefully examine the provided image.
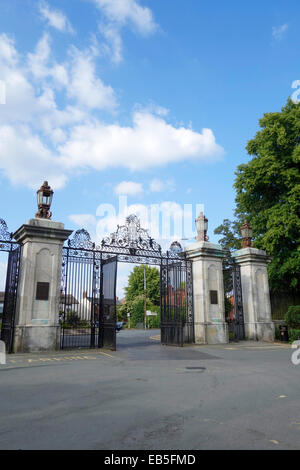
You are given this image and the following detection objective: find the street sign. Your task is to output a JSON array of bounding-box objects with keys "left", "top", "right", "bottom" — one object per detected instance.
[{"left": 146, "top": 310, "right": 157, "bottom": 317}]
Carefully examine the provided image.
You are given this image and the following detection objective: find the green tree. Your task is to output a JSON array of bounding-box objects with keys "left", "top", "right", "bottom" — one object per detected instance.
[
  {"left": 216, "top": 99, "right": 300, "bottom": 292},
  {"left": 235, "top": 99, "right": 300, "bottom": 291},
  {"left": 125, "top": 264, "right": 160, "bottom": 305},
  {"left": 116, "top": 304, "right": 127, "bottom": 322},
  {"left": 214, "top": 219, "right": 241, "bottom": 252},
  {"left": 123, "top": 295, "right": 160, "bottom": 328}
]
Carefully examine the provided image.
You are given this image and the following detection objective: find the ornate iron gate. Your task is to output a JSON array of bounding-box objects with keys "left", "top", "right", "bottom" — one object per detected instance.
[
  {"left": 232, "top": 263, "right": 245, "bottom": 340},
  {"left": 161, "top": 257, "right": 194, "bottom": 347},
  {"left": 223, "top": 254, "right": 245, "bottom": 341},
  {"left": 60, "top": 230, "right": 101, "bottom": 349},
  {"left": 60, "top": 215, "right": 194, "bottom": 350},
  {"left": 99, "top": 256, "right": 117, "bottom": 350},
  {"left": 0, "top": 219, "right": 20, "bottom": 353}
]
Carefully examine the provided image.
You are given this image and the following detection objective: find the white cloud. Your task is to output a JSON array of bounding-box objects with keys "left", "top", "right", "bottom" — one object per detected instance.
[
  {"left": 69, "top": 214, "right": 97, "bottom": 228},
  {"left": 27, "top": 35, "right": 116, "bottom": 112},
  {"left": 27, "top": 33, "right": 52, "bottom": 79},
  {"left": 272, "top": 24, "right": 288, "bottom": 40},
  {"left": 39, "top": 1, "right": 74, "bottom": 34},
  {"left": 67, "top": 48, "right": 117, "bottom": 111},
  {"left": 93, "top": 0, "right": 157, "bottom": 63},
  {"left": 0, "top": 33, "right": 117, "bottom": 188},
  {"left": 93, "top": 0, "right": 156, "bottom": 34},
  {"left": 149, "top": 178, "right": 175, "bottom": 193},
  {"left": 59, "top": 111, "right": 224, "bottom": 171},
  {"left": 0, "top": 33, "right": 224, "bottom": 190},
  {"left": 0, "top": 34, "right": 17, "bottom": 66},
  {"left": 27, "top": 34, "right": 70, "bottom": 91},
  {"left": 100, "top": 24, "right": 123, "bottom": 64},
  {"left": 0, "top": 124, "right": 66, "bottom": 189},
  {"left": 150, "top": 178, "right": 164, "bottom": 192},
  {"left": 115, "top": 181, "right": 143, "bottom": 195}
]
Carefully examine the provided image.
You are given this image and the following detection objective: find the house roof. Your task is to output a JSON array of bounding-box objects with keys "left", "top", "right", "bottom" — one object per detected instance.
[{"left": 59, "top": 294, "right": 79, "bottom": 305}]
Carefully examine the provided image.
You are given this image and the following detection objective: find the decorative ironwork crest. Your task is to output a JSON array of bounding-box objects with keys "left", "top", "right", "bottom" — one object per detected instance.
[
  {"left": 101, "top": 214, "right": 162, "bottom": 255},
  {"left": 68, "top": 228, "right": 95, "bottom": 250},
  {"left": 0, "top": 219, "right": 12, "bottom": 241},
  {"left": 0, "top": 218, "right": 18, "bottom": 252},
  {"left": 65, "top": 215, "right": 186, "bottom": 264}
]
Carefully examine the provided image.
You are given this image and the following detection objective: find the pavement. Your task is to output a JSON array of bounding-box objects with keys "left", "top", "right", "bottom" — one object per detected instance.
[{"left": 0, "top": 329, "right": 299, "bottom": 450}]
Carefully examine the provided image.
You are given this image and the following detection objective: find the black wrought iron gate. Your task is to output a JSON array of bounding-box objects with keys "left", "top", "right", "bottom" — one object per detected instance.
[
  {"left": 0, "top": 219, "right": 20, "bottom": 353},
  {"left": 60, "top": 215, "right": 194, "bottom": 350},
  {"left": 161, "top": 258, "right": 194, "bottom": 347},
  {"left": 232, "top": 263, "right": 245, "bottom": 340},
  {"left": 223, "top": 255, "right": 245, "bottom": 341},
  {"left": 99, "top": 256, "right": 117, "bottom": 350}
]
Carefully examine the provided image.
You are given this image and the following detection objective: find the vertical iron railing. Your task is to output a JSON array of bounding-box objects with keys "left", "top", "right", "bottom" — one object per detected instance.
[
  {"left": 60, "top": 246, "right": 100, "bottom": 349},
  {"left": 223, "top": 253, "right": 245, "bottom": 342},
  {"left": 0, "top": 244, "right": 21, "bottom": 353},
  {"left": 232, "top": 263, "right": 245, "bottom": 340},
  {"left": 160, "top": 256, "right": 194, "bottom": 347}
]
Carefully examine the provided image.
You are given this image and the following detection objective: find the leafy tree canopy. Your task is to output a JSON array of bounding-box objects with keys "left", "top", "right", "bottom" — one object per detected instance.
[
  {"left": 214, "top": 219, "right": 242, "bottom": 252},
  {"left": 125, "top": 264, "right": 160, "bottom": 305},
  {"left": 215, "top": 99, "right": 300, "bottom": 292}
]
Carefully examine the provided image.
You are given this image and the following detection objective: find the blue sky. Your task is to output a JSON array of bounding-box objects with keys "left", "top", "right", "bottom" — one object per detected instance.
[{"left": 0, "top": 0, "right": 299, "bottom": 295}]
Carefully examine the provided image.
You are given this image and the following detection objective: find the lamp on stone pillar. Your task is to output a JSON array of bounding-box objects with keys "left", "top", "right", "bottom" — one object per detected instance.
[
  {"left": 35, "top": 181, "right": 53, "bottom": 220},
  {"left": 195, "top": 211, "right": 209, "bottom": 242},
  {"left": 240, "top": 221, "right": 253, "bottom": 248}
]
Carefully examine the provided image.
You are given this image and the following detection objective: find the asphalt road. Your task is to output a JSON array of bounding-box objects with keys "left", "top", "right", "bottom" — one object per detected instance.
[{"left": 0, "top": 329, "right": 299, "bottom": 450}]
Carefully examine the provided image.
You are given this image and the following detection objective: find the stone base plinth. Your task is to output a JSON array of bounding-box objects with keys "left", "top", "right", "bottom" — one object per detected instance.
[
  {"left": 13, "top": 325, "right": 61, "bottom": 353},
  {"left": 194, "top": 322, "right": 228, "bottom": 344},
  {"left": 244, "top": 322, "right": 275, "bottom": 342}
]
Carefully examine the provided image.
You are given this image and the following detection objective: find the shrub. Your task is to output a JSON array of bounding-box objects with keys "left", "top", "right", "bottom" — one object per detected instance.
[
  {"left": 130, "top": 297, "right": 145, "bottom": 328},
  {"left": 60, "top": 311, "right": 90, "bottom": 329},
  {"left": 284, "top": 306, "right": 300, "bottom": 329},
  {"left": 288, "top": 328, "right": 300, "bottom": 343},
  {"left": 147, "top": 305, "right": 161, "bottom": 329}
]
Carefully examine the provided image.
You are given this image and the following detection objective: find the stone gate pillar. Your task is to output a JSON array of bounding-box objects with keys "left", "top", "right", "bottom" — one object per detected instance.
[
  {"left": 232, "top": 247, "right": 274, "bottom": 342},
  {"left": 185, "top": 240, "right": 228, "bottom": 344},
  {"left": 12, "top": 218, "right": 72, "bottom": 352}
]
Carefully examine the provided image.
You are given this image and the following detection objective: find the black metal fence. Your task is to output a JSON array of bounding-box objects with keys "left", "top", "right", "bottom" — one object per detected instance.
[{"left": 0, "top": 219, "right": 20, "bottom": 353}]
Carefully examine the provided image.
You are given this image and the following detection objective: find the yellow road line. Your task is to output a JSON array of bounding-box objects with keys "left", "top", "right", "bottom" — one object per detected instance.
[
  {"left": 150, "top": 335, "right": 160, "bottom": 341},
  {"left": 96, "top": 350, "right": 118, "bottom": 359}
]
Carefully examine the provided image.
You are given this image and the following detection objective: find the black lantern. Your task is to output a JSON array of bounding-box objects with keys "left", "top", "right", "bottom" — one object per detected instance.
[
  {"left": 195, "top": 211, "right": 209, "bottom": 242},
  {"left": 241, "top": 220, "right": 253, "bottom": 248},
  {"left": 35, "top": 181, "right": 53, "bottom": 219}
]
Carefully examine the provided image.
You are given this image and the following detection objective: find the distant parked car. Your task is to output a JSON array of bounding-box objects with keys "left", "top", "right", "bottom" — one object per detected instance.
[{"left": 116, "top": 321, "right": 123, "bottom": 331}]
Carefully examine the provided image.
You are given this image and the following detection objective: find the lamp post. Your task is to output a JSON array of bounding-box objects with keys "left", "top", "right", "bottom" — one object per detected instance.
[
  {"left": 241, "top": 221, "right": 253, "bottom": 248},
  {"left": 35, "top": 181, "right": 53, "bottom": 219},
  {"left": 195, "top": 211, "right": 209, "bottom": 242}
]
